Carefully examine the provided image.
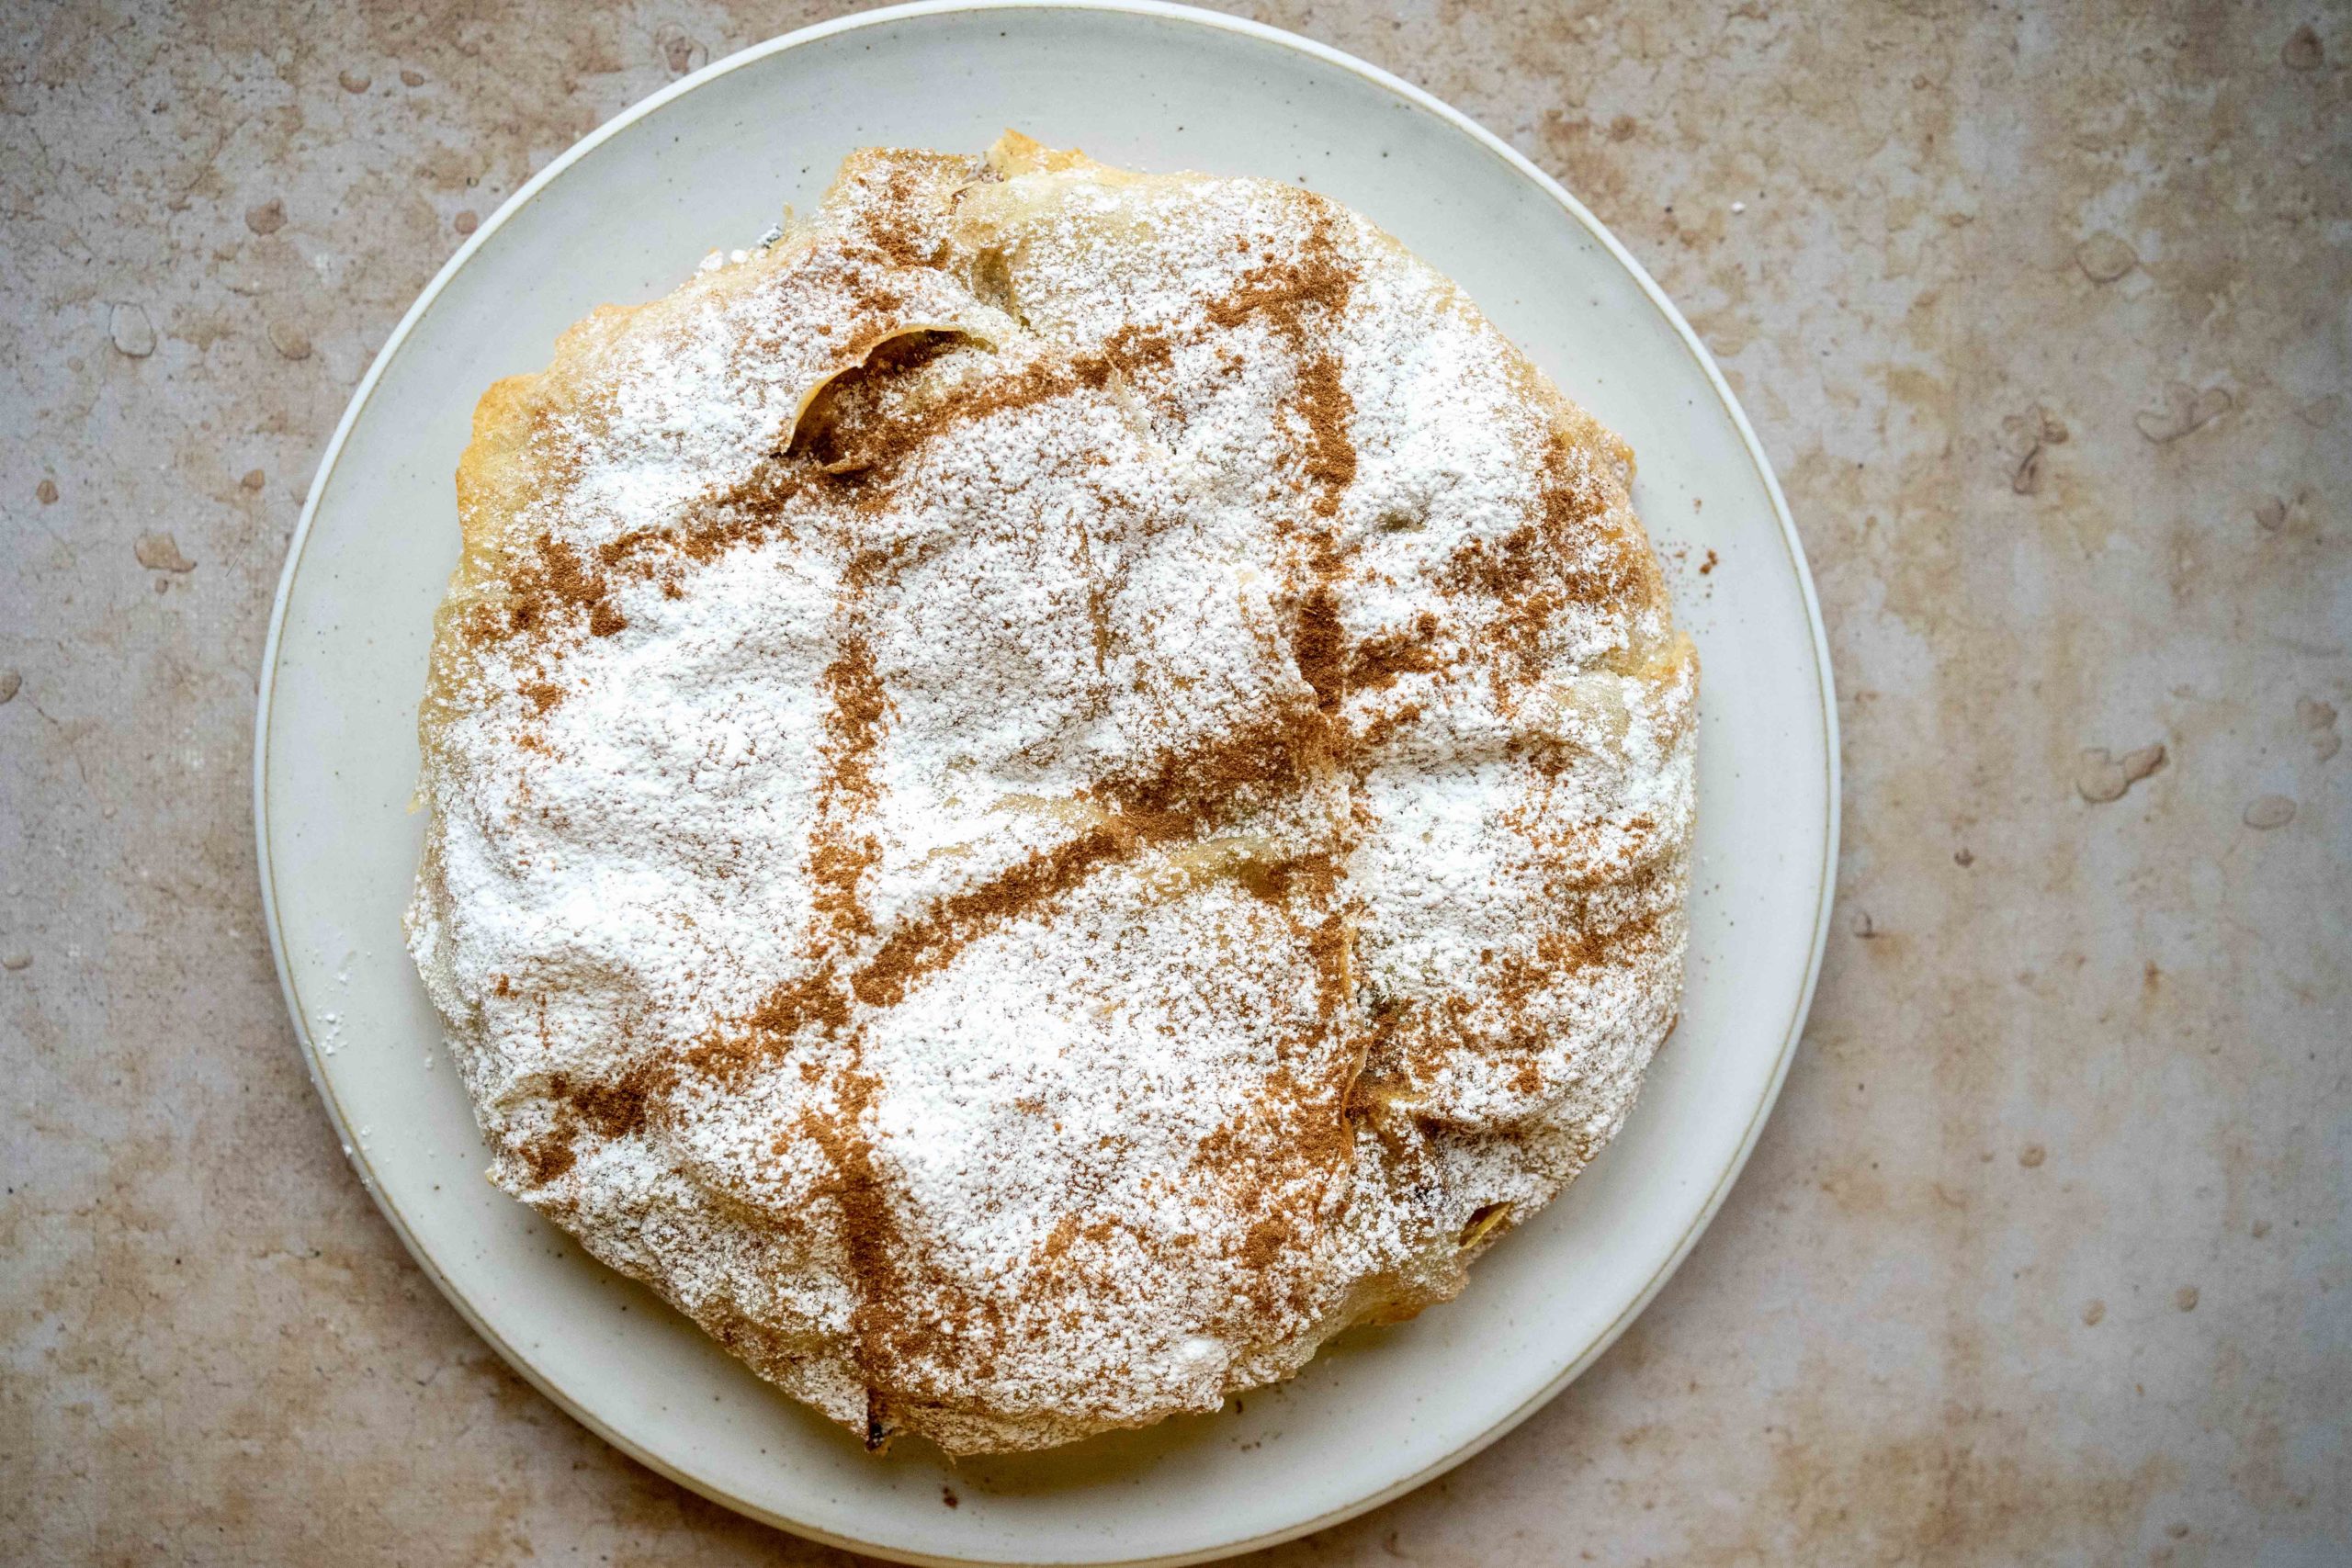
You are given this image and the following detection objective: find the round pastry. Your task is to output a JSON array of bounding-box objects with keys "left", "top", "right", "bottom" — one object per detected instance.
[{"left": 406, "top": 132, "right": 1697, "bottom": 1455}]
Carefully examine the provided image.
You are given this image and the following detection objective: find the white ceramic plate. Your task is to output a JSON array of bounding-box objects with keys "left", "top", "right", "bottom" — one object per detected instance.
[{"left": 254, "top": 4, "right": 1837, "bottom": 1562}]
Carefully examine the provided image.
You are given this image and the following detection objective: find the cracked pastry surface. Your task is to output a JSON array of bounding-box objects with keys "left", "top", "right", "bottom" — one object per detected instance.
[{"left": 405, "top": 132, "right": 1698, "bottom": 1455}]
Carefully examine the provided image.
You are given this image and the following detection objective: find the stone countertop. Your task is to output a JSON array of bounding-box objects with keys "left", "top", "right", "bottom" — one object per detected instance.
[{"left": 3, "top": 2, "right": 2345, "bottom": 1562}]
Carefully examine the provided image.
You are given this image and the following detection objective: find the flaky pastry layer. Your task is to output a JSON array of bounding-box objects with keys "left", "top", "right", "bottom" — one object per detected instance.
[{"left": 408, "top": 133, "right": 1698, "bottom": 1453}]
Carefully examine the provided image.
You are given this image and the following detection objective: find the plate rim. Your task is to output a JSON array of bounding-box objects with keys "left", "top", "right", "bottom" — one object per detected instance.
[{"left": 251, "top": 4, "right": 1841, "bottom": 1562}]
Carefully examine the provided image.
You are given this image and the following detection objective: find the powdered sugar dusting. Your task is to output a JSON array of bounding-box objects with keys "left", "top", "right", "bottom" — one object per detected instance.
[{"left": 407, "top": 138, "right": 1695, "bottom": 1453}]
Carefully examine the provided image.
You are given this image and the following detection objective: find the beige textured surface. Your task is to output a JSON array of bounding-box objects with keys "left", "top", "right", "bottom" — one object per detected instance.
[{"left": 2, "top": 1, "right": 2345, "bottom": 1562}]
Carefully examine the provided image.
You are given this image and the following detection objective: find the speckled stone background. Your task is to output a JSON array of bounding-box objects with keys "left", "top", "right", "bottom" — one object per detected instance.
[{"left": 3, "top": 1, "right": 2346, "bottom": 1562}]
